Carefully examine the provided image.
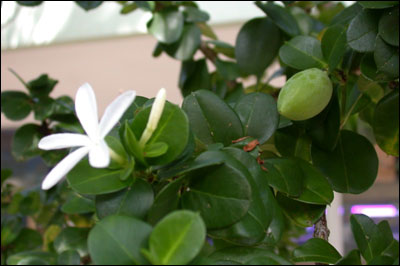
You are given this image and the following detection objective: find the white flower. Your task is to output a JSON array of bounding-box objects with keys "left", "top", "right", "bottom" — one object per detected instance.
[{"left": 38, "top": 83, "right": 136, "bottom": 190}]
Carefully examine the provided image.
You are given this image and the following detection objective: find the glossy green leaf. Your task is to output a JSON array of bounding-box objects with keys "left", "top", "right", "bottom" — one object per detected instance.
[
  {"left": 263, "top": 157, "right": 303, "bottom": 197},
  {"left": 57, "top": 250, "right": 81, "bottom": 265},
  {"left": 312, "top": 130, "right": 378, "bottom": 194},
  {"left": 67, "top": 159, "right": 131, "bottom": 195},
  {"left": 279, "top": 36, "right": 326, "bottom": 70},
  {"left": 374, "top": 36, "right": 399, "bottom": 78},
  {"left": 234, "top": 92, "right": 278, "bottom": 144},
  {"left": 32, "top": 96, "right": 55, "bottom": 120},
  {"left": 95, "top": 178, "right": 154, "bottom": 219},
  {"left": 142, "top": 210, "right": 206, "bottom": 265},
  {"left": 182, "top": 6, "right": 209, "bottom": 22},
  {"left": 26, "top": 74, "right": 58, "bottom": 97},
  {"left": 330, "top": 3, "right": 363, "bottom": 26},
  {"left": 61, "top": 192, "right": 95, "bottom": 214},
  {"left": 182, "top": 90, "right": 243, "bottom": 146},
  {"left": 377, "top": 220, "right": 399, "bottom": 259},
  {"left": 75, "top": 1, "right": 103, "bottom": 11},
  {"left": 121, "top": 121, "right": 145, "bottom": 165},
  {"left": 1, "top": 91, "right": 32, "bottom": 120},
  {"left": 54, "top": 227, "right": 89, "bottom": 257},
  {"left": 358, "top": 1, "right": 398, "bottom": 9},
  {"left": 163, "top": 23, "right": 201, "bottom": 61},
  {"left": 130, "top": 101, "right": 189, "bottom": 165},
  {"left": 181, "top": 150, "right": 251, "bottom": 229},
  {"left": 360, "top": 53, "right": 394, "bottom": 82},
  {"left": 322, "top": 25, "right": 347, "bottom": 72},
  {"left": 7, "top": 251, "right": 56, "bottom": 265},
  {"left": 235, "top": 18, "right": 281, "bottom": 76},
  {"left": 347, "top": 9, "right": 379, "bottom": 52},
  {"left": 276, "top": 193, "right": 325, "bottom": 227},
  {"left": 148, "top": 8, "right": 184, "bottom": 44},
  {"left": 12, "top": 124, "right": 43, "bottom": 161},
  {"left": 379, "top": 7, "right": 399, "bottom": 47},
  {"left": 292, "top": 238, "right": 342, "bottom": 264},
  {"left": 88, "top": 215, "right": 152, "bottom": 265},
  {"left": 373, "top": 90, "right": 399, "bottom": 156},
  {"left": 335, "top": 249, "right": 361, "bottom": 265},
  {"left": 144, "top": 142, "right": 168, "bottom": 158},
  {"left": 179, "top": 59, "right": 211, "bottom": 97},
  {"left": 215, "top": 59, "right": 242, "bottom": 81},
  {"left": 256, "top": 1, "right": 300, "bottom": 36},
  {"left": 275, "top": 125, "right": 312, "bottom": 161}
]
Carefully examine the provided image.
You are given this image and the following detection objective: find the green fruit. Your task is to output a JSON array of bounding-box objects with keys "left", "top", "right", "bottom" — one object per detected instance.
[{"left": 278, "top": 68, "right": 332, "bottom": 121}]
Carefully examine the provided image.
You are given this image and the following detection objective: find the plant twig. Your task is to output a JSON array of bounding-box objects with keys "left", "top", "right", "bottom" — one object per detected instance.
[
  {"left": 313, "top": 212, "right": 330, "bottom": 265},
  {"left": 199, "top": 41, "right": 217, "bottom": 64}
]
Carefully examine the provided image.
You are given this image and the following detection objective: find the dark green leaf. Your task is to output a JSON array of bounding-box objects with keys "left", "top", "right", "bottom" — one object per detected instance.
[
  {"left": 179, "top": 59, "right": 211, "bottom": 97},
  {"left": 374, "top": 36, "right": 399, "bottom": 78},
  {"left": 358, "top": 1, "right": 398, "bottom": 9},
  {"left": 119, "top": 96, "right": 148, "bottom": 122},
  {"left": 75, "top": 1, "right": 103, "bottom": 11},
  {"left": 360, "top": 53, "right": 394, "bottom": 82},
  {"left": 182, "top": 90, "right": 243, "bottom": 146},
  {"left": 88, "top": 215, "right": 152, "bottom": 265},
  {"left": 275, "top": 125, "right": 312, "bottom": 161},
  {"left": 67, "top": 159, "right": 131, "bottom": 195},
  {"left": 57, "top": 250, "right": 81, "bottom": 265},
  {"left": 276, "top": 193, "right": 325, "bottom": 227},
  {"left": 377, "top": 220, "right": 399, "bottom": 259},
  {"left": 330, "top": 3, "right": 363, "bottom": 26},
  {"left": 54, "top": 227, "right": 89, "bottom": 257},
  {"left": 148, "top": 8, "right": 184, "bottom": 44},
  {"left": 27, "top": 74, "right": 58, "bottom": 97},
  {"left": 347, "top": 9, "right": 379, "bottom": 52},
  {"left": 33, "top": 96, "right": 55, "bottom": 120},
  {"left": 12, "top": 124, "right": 43, "bottom": 161},
  {"left": 368, "top": 255, "right": 395, "bottom": 265},
  {"left": 12, "top": 228, "right": 43, "bottom": 253},
  {"left": 135, "top": 1, "right": 154, "bottom": 11},
  {"left": 322, "top": 25, "right": 347, "bottom": 72},
  {"left": 163, "top": 23, "right": 201, "bottom": 61},
  {"left": 311, "top": 130, "right": 378, "bottom": 194},
  {"left": 95, "top": 178, "right": 153, "bottom": 219},
  {"left": 182, "top": 6, "right": 209, "bottom": 22},
  {"left": 16, "top": 1, "right": 43, "bottom": 6},
  {"left": 1, "top": 168, "right": 12, "bottom": 187},
  {"left": 292, "top": 238, "right": 342, "bottom": 264},
  {"left": 279, "top": 36, "right": 326, "bottom": 70},
  {"left": 256, "top": 1, "right": 300, "bottom": 36},
  {"left": 379, "top": 7, "right": 399, "bottom": 47},
  {"left": 1, "top": 91, "right": 32, "bottom": 120},
  {"left": 235, "top": 18, "right": 281, "bottom": 76},
  {"left": 373, "top": 90, "right": 399, "bottom": 156},
  {"left": 1, "top": 215, "right": 23, "bottom": 246},
  {"left": 335, "top": 249, "right": 361, "bottom": 265},
  {"left": 207, "top": 40, "right": 235, "bottom": 59},
  {"left": 215, "top": 59, "right": 242, "bottom": 81},
  {"left": 142, "top": 210, "right": 206, "bottom": 265},
  {"left": 61, "top": 192, "right": 95, "bottom": 214},
  {"left": 234, "top": 92, "right": 278, "bottom": 144}
]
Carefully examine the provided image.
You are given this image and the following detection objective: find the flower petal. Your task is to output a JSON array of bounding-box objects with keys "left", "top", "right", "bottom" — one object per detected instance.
[
  {"left": 38, "top": 133, "right": 91, "bottom": 150},
  {"left": 41, "top": 146, "right": 90, "bottom": 190},
  {"left": 98, "top": 90, "right": 136, "bottom": 138},
  {"left": 75, "top": 83, "right": 100, "bottom": 140},
  {"left": 88, "top": 139, "right": 110, "bottom": 168}
]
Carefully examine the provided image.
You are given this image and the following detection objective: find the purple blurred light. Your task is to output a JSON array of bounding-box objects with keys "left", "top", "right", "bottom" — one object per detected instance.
[{"left": 350, "top": 204, "right": 398, "bottom": 218}]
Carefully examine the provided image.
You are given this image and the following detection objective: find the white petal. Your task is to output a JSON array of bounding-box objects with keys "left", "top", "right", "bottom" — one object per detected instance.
[
  {"left": 89, "top": 139, "right": 110, "bottom": 168},
  {"left": 98, "top": 90, "right": 136, "bottom": 138},
  {"left": 41, "top": 147, "right": 89, "bottom": 190},
  {"left": 75, "top": 83, "right": 100, "bottom": 141},
  {"left": 38, "top": 133, "right": 91, "bottom": 150}
]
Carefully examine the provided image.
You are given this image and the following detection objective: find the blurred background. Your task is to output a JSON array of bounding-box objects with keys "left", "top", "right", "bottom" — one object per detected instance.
[{"left": 1, "top": 1, "right": 398, "bottom": 257}]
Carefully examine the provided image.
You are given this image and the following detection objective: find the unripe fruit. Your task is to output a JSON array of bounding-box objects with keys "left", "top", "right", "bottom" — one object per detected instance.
[{"left": 277, "top": 68, "right": 333, "bottom": 121}]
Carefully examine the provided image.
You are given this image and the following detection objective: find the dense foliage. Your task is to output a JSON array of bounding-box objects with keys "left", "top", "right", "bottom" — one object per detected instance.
[{"left": 1, "top": 1, "right": 399, "bottom": 265}]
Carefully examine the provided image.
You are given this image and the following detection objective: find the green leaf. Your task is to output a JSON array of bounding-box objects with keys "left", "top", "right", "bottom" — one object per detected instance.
[
  {"left": 292, "top": 238, "right": 342, "bottom": 264},
  {"left": 368, "top": 255, "right": 395, "bottom": 265},
  {"left": 120, "top": 2, "right": 137, "bottom": 14},
  {"left": 379, "top": 7, "right": 399, "bottom": 47},
  {"left": 142, "top": 210, "right": 206, "bottom": 265},
  {"left": 95, "top": 178, "right": 154, "bottom": 219},
  {"left": 374, "top": 36, "right": 399, "bottom": 78},
  {"left": 57, "top": 250, "right": 81, "bottom": 265},
  {"left": 350, "top": 214, "right": 388, "bottom": 262},
  {"left": 347, "top": 9, "right": 379, "bottom": 52},
  {"left": 1, "top": 215, "right": 23, "bottom": 246},
  {"left": 16, "top": 1, "right": 43, "bottom": 6},
  {"left": 27, "top": 74, "right": 58, "bottom": 97},
  {"left": 144, "top": 142, "right": 168, "bottom": 158},
  {"left": 121, "top": 121, "right": 146, "bottom": 165},
  {"left": 312, "top": 130, "right": 378, "bottom": 194},
  {"left": 130, "top": 101, "right": 189, "bottom": 166},
  {"left": 373, "top": 90, "right": 399, "bottom": 156},
  {"left": 1, "top": 91, "right": 32, "bottom": 120},
  {"left": 207, "top": 40, "right": 235, "bottom": 59},
  {"left": 148, "top": 8, "right": 184, "bottom": 44},
  {"left": 182, "top": 6, "right": 209, "bottom": 23},
  {"left": 12, "top": 124, "right": 43, "bottom": 161},
  {"left": 135, "top": 1, "right": 154, "bottom": 11},
  {"left": 33, "top": 96, "right": 55, "bottom": 120},
  {"left": 61, "top": 192, "right": 95, "bottom": 214},
  {"left": 275, "top": 125, "right": 312, "bottom": 161},
  {"left": 182, "top": 90, "right": 243, "bottom": 146},
  {"left": 377, "top": 220, "right": 399, "bottom": 259},
  {"left": 263, "top": 157, "right": 303, "bottom": 197},
  {"left": 234, "top": 92, "right": 278, "bottom": 144},
  {"left": 256, "top": 1, "right": 300, "bottom": 37},
  {"left": 360, "top": 53, "right": 394, "bottom": 82},
  {"left": 75, "top": 1, "right": 103, "bottom": 11},
  {"left": 119, "top": 96, "right": 149, "bottom": 122},
  {"left": 235, "top": 18, "right": 281, "bottom": 76},
  {"left": 67, "top": 159, "right": 131, "bottom": 195},
  {"left": 88, "top": 215, "right": 152, "bottom": 265},
  {"left": 7, "top": 251, "right": 56, "bottom": 265},
  {"left": 1, "top": 168, "right": 12, "bottom": 187},
  {"left": 335, "top": 249, "right": 361, "bottom": 265},
  {"left": 276, "top": 193, "right": 325, "bottom": 227},
  {"left": 54, "top": 227, "right": 89, "bottom": 257},
  {"left": 12, "top": 228, "right": 43, "bottom": 253},
  {"left": 279, "top": 36, "right": 326, "bottom": 70},
  {"left": 162, "top": 23, "right": 201, "bottom": 61},
  {"left": 322, "top": 25, "right": 347, "bottom": 72},
  {"left": 330, "top": 3, "right": 363, "bottom": 26},
  {"left": 197, "top": 22, "right": 217, "bottom": 40},
  {"left": 179, "top": 59, "right": 211, "bottom": 97},
  {"left": 181, "top": 150, "right": 251, "bottom": 229},
  {"left": 215, "top": 59, "right": 242, "bottom": 81},
  {"left": 358, "top": 1, "right": 399, "bottom": 9}
]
